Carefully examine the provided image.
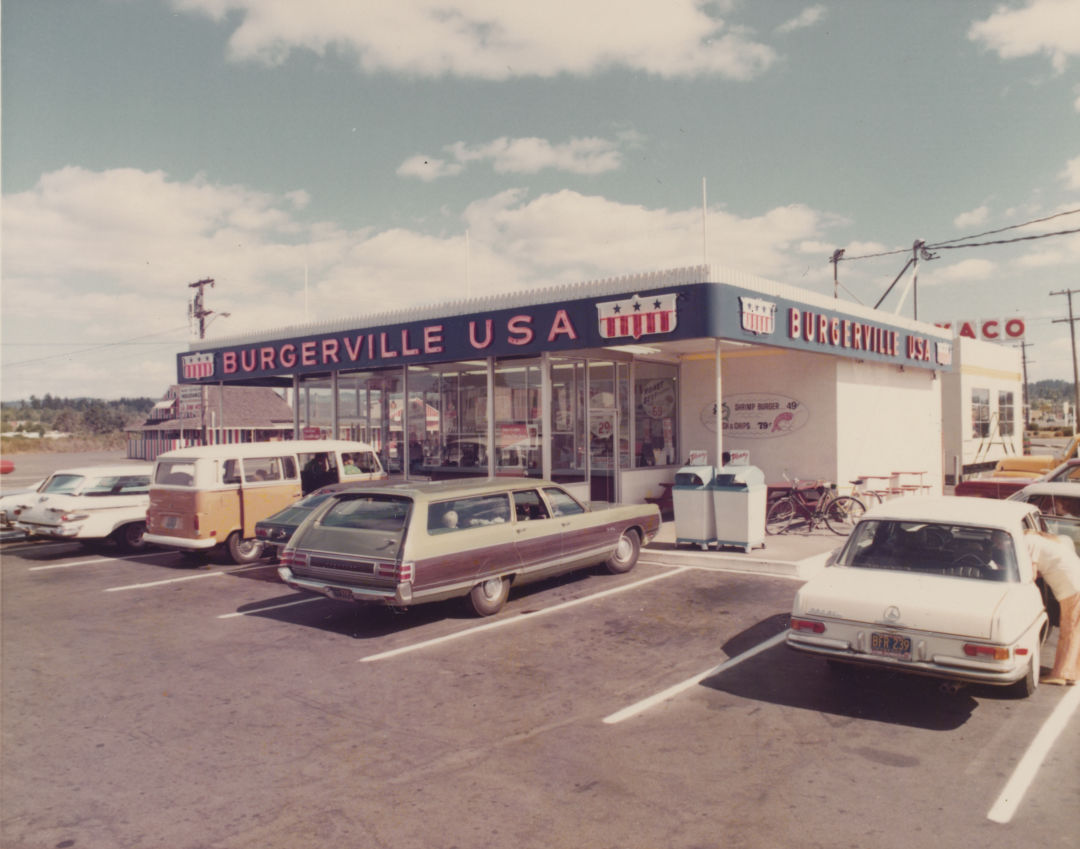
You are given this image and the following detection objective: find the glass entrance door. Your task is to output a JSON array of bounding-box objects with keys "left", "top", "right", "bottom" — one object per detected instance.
[{"left": 588, "top": 361, "right": 617, "bottom": 504}]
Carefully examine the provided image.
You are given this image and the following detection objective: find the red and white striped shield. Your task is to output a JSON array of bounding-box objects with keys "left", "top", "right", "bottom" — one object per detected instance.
[
  {"left": 596, "top": 293, "right": 677, "bottom": 340},
  {"left": 181, "top": 353, "right": 214, "bottom": 379}
]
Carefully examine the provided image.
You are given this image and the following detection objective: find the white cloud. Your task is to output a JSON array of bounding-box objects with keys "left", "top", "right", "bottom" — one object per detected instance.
[
  {"left": 1, "top": 167, "right": 835, "bottom": 399},
  {"left": 170, "top": 0, "right": 777, "bottom": 79},
  {"left": 968, "top": 0, "right": 1080, "bottom": 73},
  {"left": 777, "top": 5, "right": 826, "bottom": 35},
  {"left": 929, "top": 258, "right": 998, "bottom": 284},
  {"left": 401, "top": 136, "right": 624, "bottom": 180},
  {"left": 1062, "top": 154, "right": 1080, "bottom": 189},
  {"left": 953, "top": 205, "right": 990, "bottom": 230}
]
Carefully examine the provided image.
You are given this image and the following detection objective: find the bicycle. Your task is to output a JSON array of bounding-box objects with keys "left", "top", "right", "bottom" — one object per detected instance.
[{"left": 765, "top": 479, "right": 866, "bottom": 536}]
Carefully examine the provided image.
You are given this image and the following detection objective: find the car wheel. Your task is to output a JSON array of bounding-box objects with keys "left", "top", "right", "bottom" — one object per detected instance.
[
  {"left": 765, "top": 498, "right": 796, "bottom": 535},
  {"left": 605, "top": 529, "right": 641, "bottom": 574},
  {"left": 469, "top": 576, "right": 510, "bottom": 616},
  {"left": 226, "top": 531, "right": 264, "bottom": 565},
  {"left": 112, "top": 522, "right": 148, "bottom": 553},
  {"left": 1013, "top": 642, "right": 1039, "bottom": 698}
]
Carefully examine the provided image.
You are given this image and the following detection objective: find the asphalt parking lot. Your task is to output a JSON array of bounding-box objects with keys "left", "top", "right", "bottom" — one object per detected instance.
[{"left": 2, "top": 530, "right": 1078, "bottom": 849}]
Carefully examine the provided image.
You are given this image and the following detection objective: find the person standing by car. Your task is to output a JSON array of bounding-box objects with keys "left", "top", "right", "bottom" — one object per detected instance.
[{"left": 1025, "top": 529, "right": 1080, "bottom": 685}]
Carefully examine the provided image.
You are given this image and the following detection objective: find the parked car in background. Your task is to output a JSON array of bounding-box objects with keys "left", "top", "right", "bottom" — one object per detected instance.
[
  {"left": 254, "top": 481, "right": 372, "bottom": 555},
  {"left": 953, "top": 457, "right": 1080, "bottom": 500},
  {"left": 145, "top": 440, "right": 384, "bottom": 564},
  {"left": 13, "top": 465, "right": 153, "bottom": 551},
  {"left": 1, "top": 480, "right": 45, "bottom": 530},
  {"left": 277, "top": 478, "right": 661, "bottom": 616},
  {"left": 1008, "top": 481, "right": 1080, "bottom": 550},
  {"left": 787, "top": 496, "right": 1050, "bottom": 696}
]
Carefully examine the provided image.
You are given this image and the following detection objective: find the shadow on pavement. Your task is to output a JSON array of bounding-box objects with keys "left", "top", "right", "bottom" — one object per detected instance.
[{"left": 702, "top": 616, "right": 980, "bottom": 731}]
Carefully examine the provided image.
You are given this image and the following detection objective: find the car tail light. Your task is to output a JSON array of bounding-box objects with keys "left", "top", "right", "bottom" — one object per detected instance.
[
  {"left": 790, "top": 617, "right": 825, "bottom": 634},
  {"left": 963, "top": 643, "right": 1010, "bottom": 660},
  {"left": 375, "top": 561, "right": 413, "bottom": 582},
  {"left": 280, "top": 549, "right": 307, "bottom": 568}
]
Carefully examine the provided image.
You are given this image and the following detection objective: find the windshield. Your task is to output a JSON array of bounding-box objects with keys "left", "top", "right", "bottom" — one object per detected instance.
[
  {"left": 41, "top": 474, "right": 85, "bottom": 494},
  {"left": 838, "top": 519, "right": 1019, "bottom": 582}
]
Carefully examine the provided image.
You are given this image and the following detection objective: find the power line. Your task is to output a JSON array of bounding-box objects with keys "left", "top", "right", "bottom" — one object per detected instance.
[{"left": 2, "top": 326, "right": 191, "bottom": 368}]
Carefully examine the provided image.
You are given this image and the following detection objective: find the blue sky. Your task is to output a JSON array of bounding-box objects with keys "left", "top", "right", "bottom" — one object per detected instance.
[{"left": 3, "top": 0, "right": 1079, "bottom": 400}]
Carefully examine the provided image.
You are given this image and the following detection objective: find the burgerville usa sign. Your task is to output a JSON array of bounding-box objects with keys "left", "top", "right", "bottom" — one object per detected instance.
[{"left": 178, "top": 282, "right": 952, "bottom": 383}]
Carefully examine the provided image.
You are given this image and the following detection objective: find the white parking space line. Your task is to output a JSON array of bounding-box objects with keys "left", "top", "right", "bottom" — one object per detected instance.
[
  {"left": 359, "top": 567, "right": 689, "bottom": 663},
  {"left": 103, "top": 563, "right": 266, "bottom": 592},
  {"left": 4, "top": 542, "right": 80, "bottom": 556},
  {"left": 29, "top": 551, "right": 177, "bottom": 571},
  {"left": 603, "top": 630, "right": 789, "bottom": 725},
  {"left": 218, "top": 597, "right": 323, "bottom": 619},
  {"left": 987, "top": 683, "right": 1080, "bottom": 824}
]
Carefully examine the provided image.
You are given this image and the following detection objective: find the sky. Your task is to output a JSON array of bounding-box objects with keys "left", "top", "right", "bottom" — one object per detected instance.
[{"left": 2, "top": 0, "right": 1080, "bottom": 402}]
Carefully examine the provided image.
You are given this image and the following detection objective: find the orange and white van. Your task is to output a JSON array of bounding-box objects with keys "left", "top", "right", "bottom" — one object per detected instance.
[{"left": 144, "top": 440, "right": 384, "bottom": 563}]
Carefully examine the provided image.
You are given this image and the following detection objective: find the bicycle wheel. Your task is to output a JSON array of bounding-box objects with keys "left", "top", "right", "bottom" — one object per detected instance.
[
  {"left": 765, "top": 497, "right": 797, "bottom": 535},
  {"left": 823, "top": 495, "right": 866, "bottom": 535}
]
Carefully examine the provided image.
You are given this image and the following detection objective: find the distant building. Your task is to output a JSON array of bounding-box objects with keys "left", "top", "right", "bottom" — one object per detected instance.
[{"left": 127, "top": 385, "right": 294, "bottom": 460}]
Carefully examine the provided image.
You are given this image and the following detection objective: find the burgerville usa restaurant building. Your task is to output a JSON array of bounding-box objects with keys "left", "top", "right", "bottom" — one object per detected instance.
[{"left": 175, "top": 265, "right": 971, "bottom": 506}]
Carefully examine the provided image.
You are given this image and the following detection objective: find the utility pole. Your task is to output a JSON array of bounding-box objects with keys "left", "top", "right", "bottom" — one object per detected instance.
[
  {"left": 1051, "top": 288, "right": 1080, "bottom": 433},
  {"left": 188, "top": 278, "right": 215, "bottom": 339},
  {"left": 830, "top": 249, "right": 844, "bottom": 299},
  {"left": 1015, "top": 341, "right": 1034, "bottom": 429}
]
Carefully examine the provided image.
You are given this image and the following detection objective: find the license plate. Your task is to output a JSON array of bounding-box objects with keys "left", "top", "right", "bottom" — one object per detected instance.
[
  {"left": 871, "top": 632, "right": 911, "bottom": 659},
  {"left": 328, "top": 586, "right": 353, "bottom": 600},
  {"left": 163, "top": 515, "right": 180, "bottom": 529}
]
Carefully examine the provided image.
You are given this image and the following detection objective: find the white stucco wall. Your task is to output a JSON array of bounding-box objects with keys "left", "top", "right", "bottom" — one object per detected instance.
[
  {"left": 675, "top": 347, "right": 944, "bottom": 493},
  {"left": 835, "top": 359, "right": 943, "bottom": 493}
]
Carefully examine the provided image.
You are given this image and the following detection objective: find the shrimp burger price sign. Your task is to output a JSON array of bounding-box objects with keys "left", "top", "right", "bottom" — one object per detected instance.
[{"left": 701, "top": 394, "right": 808, "bottom": 439}]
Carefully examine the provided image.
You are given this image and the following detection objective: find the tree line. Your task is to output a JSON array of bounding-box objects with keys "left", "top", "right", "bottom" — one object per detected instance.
[{"left": 1, "top": 396, "right": 156, "bottom": 436}]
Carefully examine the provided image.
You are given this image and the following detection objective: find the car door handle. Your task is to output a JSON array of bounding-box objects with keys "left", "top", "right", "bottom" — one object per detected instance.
[{"left": 516, "top": 527, "right": 527, "bottom": 534}]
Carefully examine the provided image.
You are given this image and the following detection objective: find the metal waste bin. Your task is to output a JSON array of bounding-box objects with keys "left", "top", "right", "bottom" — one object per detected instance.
[
  {"left": 711, "top": 463, "right": 767, "bottom": 552},
  {"left": 672, "top": 465, "right": 717, "bottom": 549}
]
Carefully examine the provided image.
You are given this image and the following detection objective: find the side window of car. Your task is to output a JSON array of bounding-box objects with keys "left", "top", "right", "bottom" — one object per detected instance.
[
  {"left": 543, "top": 487, "right": 585, "bottom": 517},
  {"left": 243, "top": 457, "right": 282, "bottom": 483},
  {"left": 513, "top": 490, "right": 550, "bottom": 521},
  {"left": 427, "top": 495, "right": 511, "bottom": 533},
  {"left": 222, "top": 459, "right": 241, "bottom": 485}
]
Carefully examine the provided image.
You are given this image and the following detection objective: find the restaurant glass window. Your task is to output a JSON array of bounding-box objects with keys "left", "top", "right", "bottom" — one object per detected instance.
[
  {"left": 972, "top": 388, "right": 990, "bottom": 438},
  {"left": 406, "top": 362, "right": 489, "bottom": 479},
  {"left": 551, "top": 358, "right": 586, "bottom": 483},
  {"left": 299, "top": 377, "right": 333, "bottom": 438},
  {"left": 998, "top": 391, "right": 1015, "bottom": 437},
  {"left": 494, "top": 358, "right": 541, "bottom": 476},
  {"left": 634, "top": 362, "right": 678, "bottom": 467},
  {"left": 335, "top": 370, "right": 402, "bottom": 474}
]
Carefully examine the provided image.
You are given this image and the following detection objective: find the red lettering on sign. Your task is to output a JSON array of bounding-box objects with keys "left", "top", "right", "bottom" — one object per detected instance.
[
  {"left": 260, "top": 347, "right": 275, "bottom": 371},
  {"left": 280, "top": 344, "right": 297, "bottom": 368},
  {"left": 1005, "top": 318, "right": 1025, "bottom": 339},
  {"left": 508, "top": 315, "right": 534, "bottom": 346},
  {"left": 223, "top": 351, "right": 237, "bottom": 374},
  {"left": 982, "top": 320, "right": 1000, "bottom": 340},
  {"left": 470, "top": 319, "right": 493, "bottom": 349},
  {"left": 379, "top": 332, "right": 398, "bottom": 358},
  {"left": 301, "top": 341, "right": 317, "bottom": 366},
  {"left": 424, "top": 325, "right": 443, "bottom": 354},
  {"left": 401, "top": 329, "right": 420, "bottom": 357},
  {"left": 548, "top": 310, "right": 577, "bottom": 342},
  {"left": 958, "top": 321, "right": 977, "bottom": 339},
  {"left": 804, "top": 311, "right": 815, "bottom": 342},
  {"left": 830, "top": 318, "right": 840, "bottom": 346},
  {"left": 322, "top": 339, "right": 340, "bottom": 363},
  {"left": 818, "top": 314, "right": 829, "bottom": 344},
  {"left": 344, "top": 335, "right": 364, "bottom": 361},
  {"left": 853, "top": 323, "right": 863, "bottom": 349},
  {"left": 788, "top": 307, "right": 801, "bottom": 339}
]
